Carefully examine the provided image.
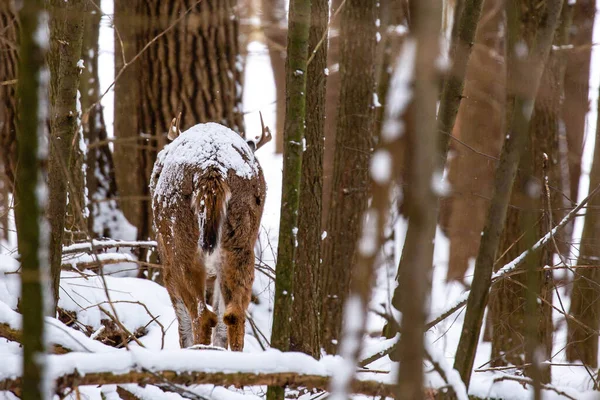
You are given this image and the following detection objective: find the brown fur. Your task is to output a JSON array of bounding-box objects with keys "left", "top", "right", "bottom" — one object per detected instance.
[{"left": 151, "top": 131, "right": 266, "bottom": 351}]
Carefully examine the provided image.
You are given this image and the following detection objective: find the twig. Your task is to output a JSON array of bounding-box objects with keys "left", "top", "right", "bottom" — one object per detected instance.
[
  {"left": 81, "top": 300, "right": 165, "bottom": 350},
  {"left": 306, "top": 0, "right": 347, "bottom": 66},
  {"left": 492, "top": 375, "right": 576, "bottom": 400},
  {"left": 98, "top": 305, "right": 145, "bottom": 348}
]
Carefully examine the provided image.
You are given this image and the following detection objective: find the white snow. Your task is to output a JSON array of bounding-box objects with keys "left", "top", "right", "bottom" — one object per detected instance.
[
  {"left": 382, "top": 38, "right": 416, "bottom": 141},
  {"left": 370, "top": 149, "right": 392, "bottom": 184}
]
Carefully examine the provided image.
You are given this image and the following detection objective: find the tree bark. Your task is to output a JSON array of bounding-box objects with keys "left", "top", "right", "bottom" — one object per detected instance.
[
  {"left": 289, "top": 0, "right": 328, "bottom": 359},
  {"left": 260, "top": 0, "right": 287, "bottom": 154},
  {"left": 453, "top": 0, "right": 564, "bottom": 389},
  {"left": 0, "top": 2, "right": 19, "bottom": 241},
  {"left": 113, "top": 0, "right": 244, "bottom": 254},
  {"left": 393, "top": 1, "right": 441, "bottom": 398},
  {"left": 562, "top": 0, "right": 595, "bottom": 204},
  {"left": 15, "top": 0, "right": 50, "bottom": 398},
  {"left": 443, "top": 1, "right": 505, "bottom": 282},
  {"left": 80, "top": 0, "right": 119, "bottom": 238},
  {"left": 320, "top": 0, "right": 342, "bottom": 229},
  {"left": 269, "top": 0, "right": 311, "bottom": 373},
  {"left": 567, "top": 86, "right": 600, "bottom": 367},
  {"left": 319, "top": 0, "right": 377, "bottom": 355},
  {"left": 46, "top": 0, "right": 87, "bottom": 312}
]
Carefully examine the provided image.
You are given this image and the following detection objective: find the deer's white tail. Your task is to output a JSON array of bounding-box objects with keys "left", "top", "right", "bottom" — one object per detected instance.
[{"left": 192, "top": 169, "right": 231, "bottom": 254}]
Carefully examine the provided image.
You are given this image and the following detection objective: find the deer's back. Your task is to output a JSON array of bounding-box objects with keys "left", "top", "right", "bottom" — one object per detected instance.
[{"left": 150, "top": 123, "right": 266, "bottom": 249}]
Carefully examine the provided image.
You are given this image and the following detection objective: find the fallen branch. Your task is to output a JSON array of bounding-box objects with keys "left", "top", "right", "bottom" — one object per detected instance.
[
  {"left": 0, "top": 349, "right": 397, "bottom": 398},
  {"left": 62, "top": 240, "right": 158, "bottom": 255},
  {"left": 62, "top": 257, "right": 162, "bottom": 271},
  {"left": 0, "top": 370, "right": 396, "bottom": 398},
  {"left": 492, "top": 375, "right": 577, "bottom": 400}
]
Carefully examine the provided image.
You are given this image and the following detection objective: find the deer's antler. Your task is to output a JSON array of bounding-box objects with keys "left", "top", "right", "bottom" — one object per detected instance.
[
  {"left": 168, "top": 112, "right": 182, "bottom": 141},
  {"left": 255, "top": 111, "right": 272, "bottom": 151}
]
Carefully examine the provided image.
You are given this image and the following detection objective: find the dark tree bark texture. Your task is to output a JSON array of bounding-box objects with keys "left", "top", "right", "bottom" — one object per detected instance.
[
  {"left": 320, "top": 0, "right": 377, "bottom": 355},
  {"left": 0, "top": 2, "right": 19, "bottom": 241},
  {"left": 46, "top": 0, "right": 87, "bottom": 312}
]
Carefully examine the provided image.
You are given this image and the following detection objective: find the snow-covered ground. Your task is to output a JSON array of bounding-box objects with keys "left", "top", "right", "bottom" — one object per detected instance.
[{"left": 2, "top": 2, "right": 600, "bottom": 399}]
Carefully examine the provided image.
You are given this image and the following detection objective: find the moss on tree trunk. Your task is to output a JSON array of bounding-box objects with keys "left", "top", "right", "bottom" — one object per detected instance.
[{"left": 289, "top": 0, "right": 328, "bottom": 359}]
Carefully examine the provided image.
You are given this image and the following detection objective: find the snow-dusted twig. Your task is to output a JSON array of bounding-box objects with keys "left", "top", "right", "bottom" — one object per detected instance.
[
  {"left": 62, "top": 240, "right": 158, "bottom": 255},
  {"left": 491, "top": 375, "right": 577, "bottom": 400}
]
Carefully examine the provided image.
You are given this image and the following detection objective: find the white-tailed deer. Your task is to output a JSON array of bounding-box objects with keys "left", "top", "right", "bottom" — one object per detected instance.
[{"left": 150, "top": 114, "right": 270, "bottom": 351}]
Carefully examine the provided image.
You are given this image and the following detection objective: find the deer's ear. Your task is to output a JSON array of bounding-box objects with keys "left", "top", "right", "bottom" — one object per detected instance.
[
  {"left": 168, "top": 122, "right": 179, "bottom": 140},
  {"left": 167, "top": 112, "right": 182, "bottom": 141},
  {"left": 246, "top": 140, "right": 257, "bottom": 152}
]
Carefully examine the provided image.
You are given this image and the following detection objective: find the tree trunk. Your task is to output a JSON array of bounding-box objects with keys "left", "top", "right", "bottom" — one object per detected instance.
[
  {"left": 320, "top": 0, "right": 342, "bottom": 229},
  {"left": 567, "top": 87, "right": 600, "bottom": 367},
  {"left": 80, "top": 0, "right": 120, "bottom": 238},
  {"left": 268, "top": 0, "right": 311, "bottom": 398},
  {"left": 46, "top": 0, "right": 87, "bottom": 312},
  {"left": 260, "top": 0, "right": 287, "bottom": 154},
  {"left": 113, "top": 0, "right": 142, "bottom": 238},
  {"left": 319, "top": 0, "right": 377, "bottom": 355},
  {"left": 453, "top": 0, "right": 564, "bottom": 389},
  {"left": 443, "top": 0, "right": 505, "bottom": 282},
  {"left": 113, "top": 0, "right": 244, "bottom": 255},
  {"left": 489, "top": 1, "right": 570, "bottom": 388},
  {"left": 563, "top": 0, "right": 595, "bottom": 204},
  {"left": 0, "top": 2, "right": 19, "bottom": 241},
  {"left": 289, "top": 0, "right": 328, "bottom": 359},
  {"left": 394, "top": 1, "right": 441, "bottom": 398},
  {"left": 15, "top": 0, "right": 50, "bottom": 398}
]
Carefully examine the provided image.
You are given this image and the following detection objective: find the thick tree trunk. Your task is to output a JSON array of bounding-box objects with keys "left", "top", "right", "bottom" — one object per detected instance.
[
  {"left": 15, "top": 0, "right": 50, "bottom": 398},
  {"left": 0, "top": 2, "right": 19, "bottom": 241},
  {"left": 46, "top": 0, "right": 87, "bottom": 312},
  {"left": 393, "top": 1, "right": 441, "bottom": 398},
  {"left": 268, "top": 0, "right": 311, "bottom": 398},
  {"left": 289, "top": 0, "right": 328, "bottom": 359},
  {"left": 113, "top": 0, "right": 244, "bottom": 252},
  {"left": 260, "top": 0, "right": 287, "bottom": 154},
  {"left": 80, "top": 0, "right": 120, "bottom": 238},
  {"left": 443, "top": 1, "right": 505, "bottom": 282},
  {"left": 319, "top": 0, "right": 377, "bottom": 355},
  {"left": 453, "top": 0, "right": 564, "bottom": 389},
  {"left": 567, "top": 88, "right": 600, "bottom": 367}
]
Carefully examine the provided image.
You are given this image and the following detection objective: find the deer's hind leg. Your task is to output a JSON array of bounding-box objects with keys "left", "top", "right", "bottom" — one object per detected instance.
[
  {"left": 171, "top": 219, "right": 217, "bottom": 346},
  {"left": 159, "top": 233, "right": 195, "bottom": 349},
  {"left": 220, "top": 247, "right": 255, "bottom": 351}
]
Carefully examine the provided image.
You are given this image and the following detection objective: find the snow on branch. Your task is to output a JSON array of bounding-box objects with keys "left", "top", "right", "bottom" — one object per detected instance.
[
  {"left": 0, "top": 349, "right": 396, "bottom": 398},
  {"left": 62, "top": 239, "right": 158, "bottom": 255}
]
